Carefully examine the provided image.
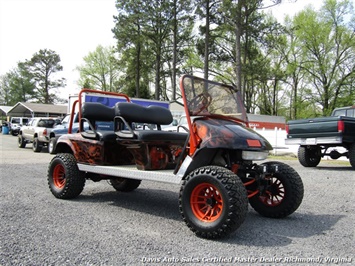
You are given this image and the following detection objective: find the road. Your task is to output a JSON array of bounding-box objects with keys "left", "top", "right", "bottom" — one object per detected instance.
[{"left": 0, "top": 133, "right": 354, "bottom": 265}]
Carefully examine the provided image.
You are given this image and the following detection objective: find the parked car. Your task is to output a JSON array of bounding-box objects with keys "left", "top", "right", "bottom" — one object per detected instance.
[
  {"left": 18, "top": 117, "right": 61, "bottom": 152},
  {"left": 9, "top": 117, "right": 30, "bottom": 136},
  {"left": 162, "top": 116, "right": 189, "bottom": 132},
  {"left": 286, "top": 105, "right": 355, "bottom": 169}
]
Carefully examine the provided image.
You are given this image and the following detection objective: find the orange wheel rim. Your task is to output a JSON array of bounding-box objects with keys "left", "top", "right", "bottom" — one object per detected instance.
[
  {"left": 190, "top": 183, "right": 223, "bottom": 222},
  {"left": 53, "top": 164, "right": 66, "bottom": 189}
]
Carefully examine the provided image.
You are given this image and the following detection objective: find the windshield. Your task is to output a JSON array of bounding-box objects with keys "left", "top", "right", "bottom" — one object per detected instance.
[{"left": 180, "top": 75, "right": 247, "bottom": 122}]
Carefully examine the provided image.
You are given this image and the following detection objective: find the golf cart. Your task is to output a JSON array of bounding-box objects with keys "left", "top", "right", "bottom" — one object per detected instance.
[{"left": 48, "top": 75, "right": 303, "bottom": 239}]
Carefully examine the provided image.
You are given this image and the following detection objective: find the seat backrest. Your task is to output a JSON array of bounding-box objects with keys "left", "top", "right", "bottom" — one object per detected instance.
[
  {"left": 81, "top": 102, "right": 115, "bottom": 122},
  {"left": 115, "top": 102, "right": 173, "bottom": 125}
]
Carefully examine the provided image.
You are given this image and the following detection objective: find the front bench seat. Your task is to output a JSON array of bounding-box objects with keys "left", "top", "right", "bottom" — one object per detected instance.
[{"left": 114, "top": 102, "right": 188, "bottom": 142}]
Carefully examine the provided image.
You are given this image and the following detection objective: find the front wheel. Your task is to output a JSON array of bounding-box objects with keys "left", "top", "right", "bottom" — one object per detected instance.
[
  {"left": 179, "top": 166, "right": 248, "bottom": 239},
  {"left": 47, "top": 153, "right": 85, "bottom": 199},
  {"left": 48, "top": 137, "right": 57, "bottom": 154},
  {"left": 298, "top": 145, "right": 321, "bottom": 167},
  {"left": 249, "top": 161, "right": 304, "bottom": 218}
]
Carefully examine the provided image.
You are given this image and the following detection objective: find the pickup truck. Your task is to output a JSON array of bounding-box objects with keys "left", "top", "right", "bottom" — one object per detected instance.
[
  {"left": 285, "top": 106, "right": 355, "bottom": 169},
  {"left": 18, "top": 117, "right": 61, "bottom": 152}
]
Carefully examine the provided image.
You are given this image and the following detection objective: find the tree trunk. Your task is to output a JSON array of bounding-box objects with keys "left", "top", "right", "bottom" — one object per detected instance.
[{"left": 204, "top": 0, "right": 210, "bottom": 80}]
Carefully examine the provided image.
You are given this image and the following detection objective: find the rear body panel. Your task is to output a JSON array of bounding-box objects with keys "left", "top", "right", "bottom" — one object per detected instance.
[{"left": 286, "top": 116, "right": 355, "bottom": 145}]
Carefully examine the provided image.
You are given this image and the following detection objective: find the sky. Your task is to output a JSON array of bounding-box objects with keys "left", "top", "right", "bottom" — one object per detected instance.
[
  {"left": 0, "top": 0, "right": 338, "bottom": 100},
  {"left": 0, "top": 0, "right": 117, "bottom": 99}
]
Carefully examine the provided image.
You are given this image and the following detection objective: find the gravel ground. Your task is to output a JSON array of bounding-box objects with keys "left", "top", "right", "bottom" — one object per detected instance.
[{"left": 0, "top": 133, "right": 354, "bottom": 266}]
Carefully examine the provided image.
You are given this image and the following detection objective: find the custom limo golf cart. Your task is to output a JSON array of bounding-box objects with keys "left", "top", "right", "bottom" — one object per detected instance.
[{"left": 48, "top": 75, "right": 304, "bottom": 239}]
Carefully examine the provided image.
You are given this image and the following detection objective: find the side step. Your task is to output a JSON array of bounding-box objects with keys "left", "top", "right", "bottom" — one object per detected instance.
[{"left": 77, "top": 164, "right": 181, "bottom": 184}]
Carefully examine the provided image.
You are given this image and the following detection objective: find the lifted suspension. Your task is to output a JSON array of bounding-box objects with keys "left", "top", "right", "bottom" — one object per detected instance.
[{"left": 232, "top": 163, "right": 279, "bottom": 199}]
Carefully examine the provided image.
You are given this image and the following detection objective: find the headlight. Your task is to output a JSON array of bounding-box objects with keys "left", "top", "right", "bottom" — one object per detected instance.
[{"left": 242, "top": 150, "right": 269, "bottom": 160}]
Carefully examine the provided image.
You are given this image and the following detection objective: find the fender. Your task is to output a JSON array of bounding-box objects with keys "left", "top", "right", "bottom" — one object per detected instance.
[{"left": 194, "top": 118, "right": 273, "bottom": 151}]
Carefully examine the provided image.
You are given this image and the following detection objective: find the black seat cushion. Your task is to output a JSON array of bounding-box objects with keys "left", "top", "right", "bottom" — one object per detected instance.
[
  {"left": 82, "top": 102, "right": 115, "bottom": 121},
  {"left": 115, "top": 102, "right": 173, "bottom": 125}
]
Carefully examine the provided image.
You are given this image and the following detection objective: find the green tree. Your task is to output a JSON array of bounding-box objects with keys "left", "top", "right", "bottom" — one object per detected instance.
[
  {"left": 169, "top": 0, "right": 194, "bottom": 100},
  {"left": 113, "top": 0, "right": 194, "bottom": 100},
  {"left": 0, "top": 62, "right": 36, "bottom": 105},
  {"left": 77, "top": 45, "right": 120, "bottom": 92},
  {"left": 205, "top": 0, "right": 284, "bottom": 113},
  {"left": 24, "top": 49, "right": 65, "bottom": 104},
  {"left": 113, "top": 0, "right": 148, "bottom": 97},
  {"left": 0, "top": 74, "right": 12, "bottom": 105},
  {"left": 293, "top": 0, "right": 355, "bottom": 116}
]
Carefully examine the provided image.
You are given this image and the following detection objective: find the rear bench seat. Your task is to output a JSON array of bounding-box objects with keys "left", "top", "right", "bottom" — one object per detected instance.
[
  {"left": 80, "top": 102, "right": 187, "bottom": 143},
  {"left": 114, "top": 102, "right": 188, "bottom": 143},
  {"left": 81, "top": 101, "right": 188, "bottom": 170}
]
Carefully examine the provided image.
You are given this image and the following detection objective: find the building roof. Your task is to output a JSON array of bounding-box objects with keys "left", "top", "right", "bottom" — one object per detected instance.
[
  {"left": 6, "top": 102, "right": 67, "bottom": 117},
  {"left": 0, "top": 106, "right": 12, "bottom": 116}
]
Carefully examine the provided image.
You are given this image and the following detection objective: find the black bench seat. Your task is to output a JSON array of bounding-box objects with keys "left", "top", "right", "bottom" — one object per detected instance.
[{"left": 80, "top": 101, "right": 188, "bottom": 143}]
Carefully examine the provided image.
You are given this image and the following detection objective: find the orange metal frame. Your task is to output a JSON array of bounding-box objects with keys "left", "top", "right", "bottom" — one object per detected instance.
[{"left": 68, "top": 89, "right": 131, "bottom": 133}]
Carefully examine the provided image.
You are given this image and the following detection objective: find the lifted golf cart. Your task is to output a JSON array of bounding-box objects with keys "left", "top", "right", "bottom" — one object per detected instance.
[{"left": 48, "top": 75, "right": 304, "bottom": 239}]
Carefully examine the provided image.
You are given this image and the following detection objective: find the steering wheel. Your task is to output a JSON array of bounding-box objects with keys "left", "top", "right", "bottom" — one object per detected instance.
[{"left": 188, "top": 92, "right": 212, "bottom": 114}]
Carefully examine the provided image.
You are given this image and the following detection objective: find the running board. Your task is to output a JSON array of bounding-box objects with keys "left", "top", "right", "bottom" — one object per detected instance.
[{"left": 77, "top": 164, "right": 182, "bottom": 184}]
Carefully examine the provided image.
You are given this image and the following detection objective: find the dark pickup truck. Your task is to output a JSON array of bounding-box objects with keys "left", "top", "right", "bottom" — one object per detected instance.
[{"left": 285, "top": 106, "right": 355, "bottom": 170}]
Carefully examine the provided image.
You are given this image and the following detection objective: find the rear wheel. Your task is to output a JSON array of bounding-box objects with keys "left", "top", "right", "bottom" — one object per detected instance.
[
  {"left": 298, "top": 145, "right": 321, "bottom": 167},
  {"left": 33, "top": 137, "right": 43, "bottom": 152},
  {"left": 109, "top": 177, "right": 141, "bottom": 192},
  {"left": 47, "top": 153, "right": 85, "bottom": 199},
  {"left": 249, "top": 161, "right": 304, "bottom": 218},
  {"left": 349, "top": 143, "right": 355, "bottom": 170},
  {"left": 18, "top": 134, "right": 26, "bottom": 148},
  {"left": 48, "top": 137, "right": 57, "bottom": 154},
  {"left": 179, "top": 166, "right": 248, "bottom": 239}
]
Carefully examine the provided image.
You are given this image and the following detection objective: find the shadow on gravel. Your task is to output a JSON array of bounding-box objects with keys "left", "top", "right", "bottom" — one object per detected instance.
[
  {"left": 223, "top": 211, "right": 345, "bottom": 246},
  {"left": 72, "top": 188, "right": 345, "bottom": 244},
  {"left": 315, "top": 166, "right": 353, "bottom": 171},
  {"left": 74, "top": 188, "right": 182, "bottom": 221}
]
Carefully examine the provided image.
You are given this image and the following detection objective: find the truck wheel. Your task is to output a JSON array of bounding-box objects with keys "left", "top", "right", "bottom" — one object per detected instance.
[
  {"left": 249, "top": 161, "right": 304, "bottom": 218},
  {"left": 18, "top": 134, "right": 26, "bottom": 148},
  {"left": 109, "top": 177, "right": 141, "bottom": 192},
  {"left": 298, "top": 145, "right": 321, "bottom": 167},
  {"left": 48, "top": 137, "right": 57, "bottom": 154},
  {"left": 179, "top": 166, "right": 248, "bottom": 239},
  {"left": 47, "top": 153, "right": 85, "bottom": 199},
  {"left": 33, "top": 137, "right": 43, "bottom": 152},
  {"left": 349, "top": 143, "right": 355, "bottom": 170}
]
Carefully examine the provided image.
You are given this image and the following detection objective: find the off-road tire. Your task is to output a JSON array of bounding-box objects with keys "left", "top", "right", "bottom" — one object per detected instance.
[
  {"left": 298, "top": 145, "right": 321, "bottom": 167},
  {"left": 179, "top": 166, "right": 248, "bottom": 239},
  {"left": 33, "top": 137, "right": 43, "bottom": 152},
  {"left": 48, "top": 153, "right": 85, "bottom": 199},
  {"left": 349, "top": 143, "right": 355, "bottom": 170},
  {"left": 18, "top": 134, "right": 26, "bottom": 148},
  {"left": 48, "top": 137, "right": 57, "bottom": 154},
  {"left": 109, "top": 177, "right": 141, "bottom": 192},
  {"left": 249, "top": 161, "right": 304, "bottom": 218}
]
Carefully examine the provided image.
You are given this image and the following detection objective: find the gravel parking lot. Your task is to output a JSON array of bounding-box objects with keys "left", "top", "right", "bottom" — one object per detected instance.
[{"left": 0, "top": 133, "right": 354, "bottom": 265}]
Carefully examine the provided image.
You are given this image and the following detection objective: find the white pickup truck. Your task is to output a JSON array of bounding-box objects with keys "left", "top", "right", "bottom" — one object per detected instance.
[{"left": 18, "top": 117, "right": 61, "bottom": 152}]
